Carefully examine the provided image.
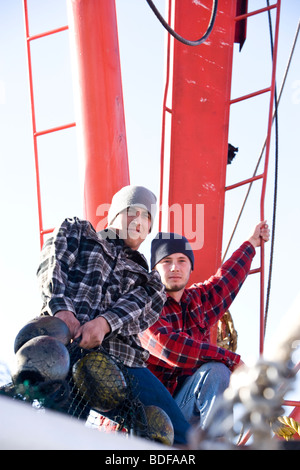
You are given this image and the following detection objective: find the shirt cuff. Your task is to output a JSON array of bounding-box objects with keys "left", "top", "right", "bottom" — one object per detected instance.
[
  {"left": 49, "top": 297, "right": 76, "bottom": 316},
  {"left": 98, "top": 311, "right": 123, "bottom": 338}
]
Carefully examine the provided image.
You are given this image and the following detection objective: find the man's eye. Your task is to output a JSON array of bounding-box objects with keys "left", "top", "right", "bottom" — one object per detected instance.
[{"left": 127, "top": 207, "right": 137, "bottom": 216}]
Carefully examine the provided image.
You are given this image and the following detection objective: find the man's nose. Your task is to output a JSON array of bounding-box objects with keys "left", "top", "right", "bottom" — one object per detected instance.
[
  {"left": 132, "top": 211, "right": 142, "bottom": 224},
  {"left": 170, "top": 262, "right": 179, "bottom": 271}
]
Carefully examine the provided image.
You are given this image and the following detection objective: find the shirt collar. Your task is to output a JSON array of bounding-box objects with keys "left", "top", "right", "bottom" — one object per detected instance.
[
  {"left": 98, "top": 228, "right": 149, "bottom": 271},
  {"left": 166, "top": 289, "right": 191, "bottom": 305},
  {"left": 97, "top": 228, "right": 124, "bottom": 247}
]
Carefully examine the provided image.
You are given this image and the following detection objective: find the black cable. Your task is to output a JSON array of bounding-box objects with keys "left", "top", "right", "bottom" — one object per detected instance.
[{"left": 145, "top": 0, "right": 218, "bottom": 46}]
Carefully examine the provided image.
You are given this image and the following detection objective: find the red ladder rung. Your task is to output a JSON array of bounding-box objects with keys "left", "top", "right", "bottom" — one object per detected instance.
[
  {"left": 249, "top": 268, "right": 261, "bottom": 275},
  {"left": 235, "top": 3, "right": 278, "bottom": 23},
  {"left": 230, "top": 86, "right": 271, "bottom": 105},
  {"left": 35, "top": 122, "right": 76, "bottom": 137},
  {"left": 283, "top": 401, "right": 300, "bottom": 408},
  {"left": 27, "top": 25, "right": 69, "bottom": 42},
  {"left": 41, "top": 228, "right": 55, "bottom": 236},
  {"left": 225, "top": 173, "right": 264, "bottom": 191}
]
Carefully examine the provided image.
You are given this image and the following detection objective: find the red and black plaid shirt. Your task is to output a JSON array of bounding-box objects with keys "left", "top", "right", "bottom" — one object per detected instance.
[{"left": 139, "top": 242, "right": 255, "bottom": 395}]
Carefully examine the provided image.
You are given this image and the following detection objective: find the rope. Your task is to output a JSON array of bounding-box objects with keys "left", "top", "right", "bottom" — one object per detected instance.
[
  {"left": 272, "top": 416, "right": 300, "bottom": 441},
  {"left": 145, "top": 0, "right": 218, "bottom": 46},
  {"left": 217, "top": 310, "right": 238, "bottom": 352}
]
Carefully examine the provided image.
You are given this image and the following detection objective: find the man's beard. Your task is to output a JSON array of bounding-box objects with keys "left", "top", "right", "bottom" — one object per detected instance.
[{"left": 165, "top": 282, "right": 186, "bottom": 292}]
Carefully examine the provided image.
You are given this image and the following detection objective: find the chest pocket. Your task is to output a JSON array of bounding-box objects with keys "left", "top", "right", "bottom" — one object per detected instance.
[
  {"left": 188, "top": 302, "right": 207, "bottom": 334},
  {"left": 120, "top": 265, "right": 149, "bottom": 295},
  {"left": 119, "top": 248, "right": 149, "bottom": 294}
]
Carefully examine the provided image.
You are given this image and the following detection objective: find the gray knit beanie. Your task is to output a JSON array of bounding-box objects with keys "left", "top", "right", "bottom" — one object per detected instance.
[
  {"left": 151, "top": 232, "right": 194, "bottom": 270},
  {"left": 107, "top": 185, "right": 157, "bottom": 228}
]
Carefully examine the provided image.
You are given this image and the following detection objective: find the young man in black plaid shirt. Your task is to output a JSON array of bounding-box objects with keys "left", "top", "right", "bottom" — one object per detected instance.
[{"left": 37, "top": 185, "right": 191, "bottom": 445}]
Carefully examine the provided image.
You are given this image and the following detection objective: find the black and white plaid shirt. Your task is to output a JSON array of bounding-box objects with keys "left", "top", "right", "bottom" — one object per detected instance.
[{"left": 37, "top": 217, "right": 166, "bottom": 367}]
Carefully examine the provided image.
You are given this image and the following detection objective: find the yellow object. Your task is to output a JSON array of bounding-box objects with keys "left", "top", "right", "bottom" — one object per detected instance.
[
  {"left": 72, "top": 350, "right": 127, "bottom": 412},
  {"left": 144, "top": 405, "right": 174, "bottom": 446},
  {"left": 272, "top": 416, "right": 300, "bottom": 441}
]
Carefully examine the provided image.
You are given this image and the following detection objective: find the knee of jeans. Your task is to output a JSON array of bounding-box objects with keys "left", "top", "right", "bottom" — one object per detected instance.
[{"left": 202, "top": 362, "right": 231, "bottom": 387}]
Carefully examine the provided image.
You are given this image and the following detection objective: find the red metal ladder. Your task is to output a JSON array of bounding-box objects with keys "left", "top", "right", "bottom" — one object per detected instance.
[
  {"left": 23, "top": 0, "right": 76, "bottom": 249},
  {"left": 225, "top": 0, "right": 300, "bottom": 443},
  {"left": 224, "top": 1, "right": 281, "bottom": 357}
]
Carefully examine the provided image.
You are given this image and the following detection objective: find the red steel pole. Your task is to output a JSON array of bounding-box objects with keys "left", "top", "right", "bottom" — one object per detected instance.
[
  {"left": 166, "top": 0, "right": 238, "bottom": 284},
  {"left": 67, "top": 0, "right": 129, "bottom": 229}
]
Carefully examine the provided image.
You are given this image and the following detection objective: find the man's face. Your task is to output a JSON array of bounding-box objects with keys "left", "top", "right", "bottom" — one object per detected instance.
[
  {"left": 155, "top": 253, "right": 192, "bottom": 293},
  {"left": 114, "top": 206, "right": 152, "bottom": 250}
]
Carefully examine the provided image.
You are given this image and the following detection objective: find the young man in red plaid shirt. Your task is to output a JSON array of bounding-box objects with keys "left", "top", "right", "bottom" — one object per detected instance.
[{"left": 139, "top": 221, "right": 270, "bottom": 433}]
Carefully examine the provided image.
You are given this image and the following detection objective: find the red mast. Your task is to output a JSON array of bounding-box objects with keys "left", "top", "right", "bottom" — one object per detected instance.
[
  {"left": 67, "top": 0, "right": 130, "bottom": 230},
  {"left": 160, "top": 0, "right": 240, "bottom": 284}
]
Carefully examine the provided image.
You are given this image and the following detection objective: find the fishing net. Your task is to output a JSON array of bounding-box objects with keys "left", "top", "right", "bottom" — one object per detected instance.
[
  {"left": 62, "top": 341, "right": 149, "bottom": 437},
  {"left": 0, "top": 340, "right": 174, "bottom": 444}
]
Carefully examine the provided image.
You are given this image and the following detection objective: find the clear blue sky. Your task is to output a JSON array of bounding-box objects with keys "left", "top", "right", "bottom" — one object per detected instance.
[{"left": 0, "top": 0, "right": 300, "bottom": 404}]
